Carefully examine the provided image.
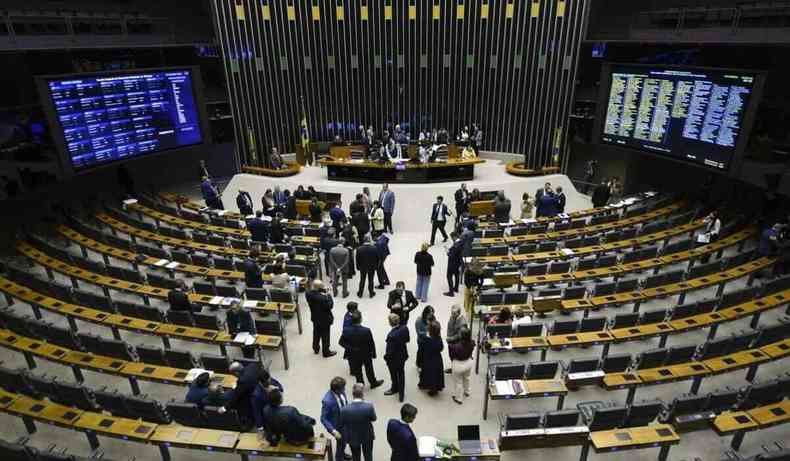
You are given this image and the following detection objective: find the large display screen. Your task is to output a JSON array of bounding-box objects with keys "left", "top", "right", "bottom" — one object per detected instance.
[
  {"left": 600, "top": 64, "right": 756, "bottom": 170},
  {"left": 44, "top": 69, "right": 203, "bottom": 172}
]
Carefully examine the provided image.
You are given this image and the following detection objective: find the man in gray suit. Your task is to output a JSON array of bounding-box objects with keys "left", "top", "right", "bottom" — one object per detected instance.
[{"left": 338, "top": 383, "right": 377, "bottom": 461}]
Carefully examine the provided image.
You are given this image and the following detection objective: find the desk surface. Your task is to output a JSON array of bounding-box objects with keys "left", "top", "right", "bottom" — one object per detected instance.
[
  {"left": 149, "top": 424, "right": 239, "bottom": 451},
  {"left": 235, "top": 433, "right": 329, "bottom": 458},
  {"left": 590, "top": 424, "right": 679, "bottom": 452}
]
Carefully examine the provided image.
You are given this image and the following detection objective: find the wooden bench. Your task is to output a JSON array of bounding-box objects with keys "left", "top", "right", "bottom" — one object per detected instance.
[{"left": 242, "top": 161, "right": 302, "bottom": 177}]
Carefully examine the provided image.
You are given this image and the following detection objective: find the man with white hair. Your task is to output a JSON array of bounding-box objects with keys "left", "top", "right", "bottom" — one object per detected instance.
[{"left": 444, "top": 305, "right": 467, "bottom": 373}]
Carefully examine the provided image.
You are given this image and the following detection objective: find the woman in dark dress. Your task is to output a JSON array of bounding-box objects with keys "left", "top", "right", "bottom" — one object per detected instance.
[
  {"left": 414, "top": 305, "right": 434, "bottom": 370},
  {"left": 418, "top": 321, "right": 445, "bottom": 396}
]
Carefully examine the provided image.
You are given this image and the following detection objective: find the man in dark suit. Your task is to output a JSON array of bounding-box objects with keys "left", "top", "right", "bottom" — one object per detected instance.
[
  {"left": 339, "top": 311, "right": 384, "bottom": 388},
  {"left": 243, "top": 248, "right": 263, "bottom": 288},
  {"left": 251, "top": 369, "right": 284, "bottom": 432},
  {"left": 351, "top": 210, "right": 370, "bottom": 239},
  {"left": 387, "top": 404, "right": 419, "bottom": 461},
  {"left": 454, "top": 183, "right": 469, "bottom": 225},
  {"left": 220, "top": 360, "right": 262, "bottom": 423},
  {"left": 263, "top": 389, "right": 316, "bottom": 445},
  {"left": 355, "top": 236, "right": 380, "bottom": 298},
  {"left": 430, "top": 196, "right": 452, "bottom": 246},
  {"left": 383, "top": 314, "right": 410, "bottom": 402},
  {"left": 555, "top": 186, "right": 567, "bottom": 214},
  {"left": 237, "top": 190, "right": 254, "bottom": 216},
  {"left": 387, "top": 282, "right": 418, "bottom": 325},
  {"left": 338, "top": 384, "right": 377, "bottom": 461},
  {"left": 592, "top": 180, "right": 611, "bottom": 208},
  {"left": 168, "top": 280, "right": 198, "bottom": 313},
  {"left": 226, "top": 301, "right": 256, "bottom": 359},
  {"left": 321, "top": 377, "right": 349, "bottom": 461},
  {"left": 305, "top": 280, "right": 337, "bottom": 357},
  {"left": 247, "top": 211, "right": 270, "bottom": 243}
]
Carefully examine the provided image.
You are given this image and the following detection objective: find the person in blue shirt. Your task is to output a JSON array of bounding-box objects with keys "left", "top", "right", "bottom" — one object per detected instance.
[
  {"left": 343, "top": 302, "right": 358, "bottom": 330},
  {"left": 330, "top": 203, "right": 347, "bottom": 232},
  {"left": 201, "top": 176, "right": 223, "bottom": 210},
  {"left": 243, "top": 248, "right": 263, "bottom": 288},
  {"left": 247, "top": 211, "right": 270, "bottom": 243},
  {"left": 251, "top": 369, "right": 284, "bottom": 433},
  {"left": 378, "top": 184, "right": 396, "bottom": 233},
  {"left": 185, "top": 372, "right": 211, "bottom": 406},
  {"left": 759, "top": 224, "right": 781, "bottom": 257},
  {"left": 321, "top": 377, "right": 350, "bottom": 461},
  {"left": 386, "top": 404, "right": 419, "bottom": 461}
]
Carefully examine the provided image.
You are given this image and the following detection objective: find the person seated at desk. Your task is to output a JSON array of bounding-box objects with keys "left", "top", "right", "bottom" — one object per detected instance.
[
  {"left": 489, "top": 306, "right": 513, "bottom": 326},
  {"left": 511, "top": 308, "right": 534, "bottom": 332},
  {"left": 270, "top": 147, "right": 285, "bottom": 170},
  {"left": 226, "top": 301, "right": 257, "bottom": 359},
  {"left": 263, "top": 389, "right": 317, "bottom": 446},
  {"left": 237, "top": 190, "right": 254, "bottom": 216},
  {"left": 387, "top": 281, "right": 419, "bottom": 325},
  {"left": 252, "top": 369, "right": 285, "bottom": 434},
  {"left": 270, "top": 215, "right": 288, "bottom": 244},
  {"left": 309, "top": 197, "right": 323, "bottom": 223},
  {"left": 168, "top": 280, "right": 199, "bottom": 313},
  {"left": 185, "top": 372, "right": 211, "bottom": 406},
  {"left": 203, "top": 383, "right": 229, "bottom": 407}
]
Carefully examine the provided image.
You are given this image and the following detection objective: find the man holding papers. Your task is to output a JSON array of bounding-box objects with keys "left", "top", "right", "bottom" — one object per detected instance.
[{"left": 227, "top": 300, "right": 256, "bottom": 358}]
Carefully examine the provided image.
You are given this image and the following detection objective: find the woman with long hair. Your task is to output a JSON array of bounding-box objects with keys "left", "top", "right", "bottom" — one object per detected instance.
[
  {"left": 414, "top": 305, "right": 435, "bottom": 370},
  {"left": 449, "top": 327, "right": 475, "bottom": 404},
  {"left": 418, "top": 321, "right": 445, "bottom": 396}
]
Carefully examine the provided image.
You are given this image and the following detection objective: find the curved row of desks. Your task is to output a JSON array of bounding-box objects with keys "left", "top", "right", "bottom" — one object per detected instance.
[
  {"left": 0, "top": 388, "right": 329, "bottom": 461},
  {"left": 0, "top": 276, "right": 285, "bottom": 369}
]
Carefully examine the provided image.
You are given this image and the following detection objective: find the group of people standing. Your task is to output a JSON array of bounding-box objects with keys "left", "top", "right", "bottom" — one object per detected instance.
[{"left": 520, "top": 182, "right": 567, "bottom": 219}]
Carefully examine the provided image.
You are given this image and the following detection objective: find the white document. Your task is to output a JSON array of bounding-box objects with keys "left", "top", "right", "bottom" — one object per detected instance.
[
  {"left": 696, "top": 233, "right": 710, "bottom": 244},
  {"left": 208, "top": 296, "right": 224, "bottom": 305},
  {"left": 221, "top": 297, "right": 241, "bottom": 306},
  {"left": 261, "top": 215, "right": 273, "bottom": 222},
  {"left": 567, "top": 370, "right": 605, "bottom": 381},
  {"left": 245, "top": 215, "right": 255, "bottom": 220},
  {"left": 300, "top": 220, "right": 311, "bottom": 226},
  {"left": 418, "top": 436, "right": 439, "bottom": 458},
  {"left": 503, "top": 429, "right": 545, "bottom": 437},
  {"left": 522, "top": 218, "right": 537, "bottom": 224},
  {"left": 233, "top": 332, "right": 257, "bottom": 345},
  {"left": 545, "top": 426, "right": 590, "bottom": 435},
  {"left": 243, "top": 300, "right": 259, "bottom": 308},
  {"left": 495, "top": 380, "right": 515, "bottom": 396},
  {"left": 165, "top": 262, "right": 180, "bottom": 269},
  {"left": 216, "top": 210, "right": 228, "bottom": 216},
  {"left": 561, "top": 248, "right": 575, "bottom": 256},
  {"left": 154, "top": 259, "right": 169, "bottom": 267},
  {"left": 184, "top": 368, "right": 213, "bottom": 382},
  {"left": 122, "top": 199, "right": 139, "bottom": 206}
]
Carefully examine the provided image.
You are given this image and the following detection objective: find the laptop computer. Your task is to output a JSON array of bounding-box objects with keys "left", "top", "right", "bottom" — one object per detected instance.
[{"left": 458, "top": 425, "right": 481, "bottom": 455}]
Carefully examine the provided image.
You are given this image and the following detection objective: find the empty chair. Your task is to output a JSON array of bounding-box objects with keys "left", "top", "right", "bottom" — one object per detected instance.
[
  {"left": 137, "top": 245, "right": 170, "bottom": 261},
  {"left": 215, "top": 284, "right": 239, "bottom": 298},
  {"left": 529, "top": 224, "right": 547, "bottom": 234},
  {"left": 503, "top": 292, "right": 529, "bottom": 305},
  {"left": 491, "top": 363, "right": 526, "bottom": 381},
  {"left": 544, "top": 409, "right": 581, "bottom": 428},
  {"left": 509, "top": 227, "right": 528, "bottom": 237},
  {"left": 553, "top": 222, "right": 570, "bottom": 232},
  {"left": 514, "top": 323, "right": 544, "bottom": 338},
  {"left": 0, "top": 439, "right": 37, "bottom": 460},
  {"left": 579, "top": 316, "right": 606, "bottom": 333},
  {"left": 256, "top": 316, "right": 283, "bottom": 336},
  {"left": 214, "top": 257, "right": 235, "bottom": 271},
  {"left": 229, "top": 238, "right": 249, "bottom": 250},
  {"left": 470, "top": 247, "right": 487, "bottom": 257},
  {"left": 706, "top": 387, "right": 741, "bottom": 413},
  {"left": 123, "top": 395, "right": 171, "bottom": 424},
  {"left": 622, "top": 251, "right": 642, "bottom": 264},
  {"left": 639, "top": 246, "right": 660, "bottom": 260},
  {"left": 99, "top": 337, "right": 137, "bottom": 361},
  {"left": 662, "top": 239, "right": 692, "bottom": 255},
  {"left": 565, "top": 357, "right": 600, "bottom": 374},
  {"left": 192, "top": 232, "right": 209, "bottom": 244},
  {"left": 624, "top": 401, "right": 664, "bottom": 427},
  {"left": 106, "top": 265, "right": 144, "bottom": 284},
  {"left": 665, "top": 344, "right": 698, "bottom": 365},
  {"left": 147, "top": 272, "right": 180, "bottom": 290},
  {"left": 594, "top": 282, "right": 616, "bottom": 296},
  {"left": 93, "top": 388, "right": 133, "bottom": 419},
  {"left": 563, "top": 286, "right": 587, "bottom": 300},
  {"left": 503, "top": 412, "right": 542, "bottom": 430},
  {"left": 571, "top": 219, "right": 586, "bottom": 229},
  {"left": 586, "top": 405, "right": 628, "bottom": 431},
  {"left": 171, "top": 250, "right": 192, "bottom": 265},
  {"left": 538, "top": 241, "right": 557, "bottom": 252},
  {"left": 25, "top": 373, "right": 56, "bottom": 398},
  {"left": 193, "top": 281, "right": 215, "bottom": 296},
  {"left": 742, "top": 380, "right": 784, "bottom": 408},
  {"left": 576, "top": 257, "right": 597, "bottom": 271},
  {"left": 202, "top": 406, "right": 247, "bottom": 431},
  {"left": 636, "top": 348, "right": 668, "bottom": 370},
  {"left": 489, "top": 246, "right": 509, "bottom": 257},
  {"left": 136, "top": 344, "right": 169, "bottom": 366},
  {"left": 620, "top": 228, "right": 637, "bottom": 240},
  {"left": 719, "top": 286, "right": 759, "bottom": 309},
  {"left": 193, "top": 312, "right": 221, "bottom": 330},
  {"left": 549, "top": 261, "right": 571, "bottom": 274},
  {"left": 615, "top": 277, "right": 639, "bottom": 293},
  {"left": 191, "top": 253, "right": 211, "bottom": 267},
  {"left": 0, "top": 366, "right": 35, "bottom": 396},
  {"left": 72, "top": 289, "right": 114, "bottom": 313},
  {"left": 601, "top": 353, "right": 632, "bottom": 373},
  {"left": 75, "top": 332, "right": 102, "bottom": 354},
  {"left": 166, "top": 402, "right": 204, "bottom": 427},
  {"left": 582, "top": 235, "right": 601, "bottom": 247},
  {"left": 526, "top": 264, "right": 547, "bottom": 276},
  {"left": 245, "top": 288, "right": 268, "bottom": 301},
  {"left": 479, "top": 293, "right": 504, "bottom": 305},
  {"left": 269, "top": 288, "right": 293, "bottom": 303},
  {"left": 640, "top": 308, "right": 668, "bottom": 325},
  {"left": 516, "top": 244, "right": 537, "bottom": 255},
  {"left": 165, "top": 348, "right": 197, "bottom": 369},
  {"left": 50, "top": 380, "right": 99, "bottom": 411},
  {"left": 565, "top": 238, "right": 583, "bottom": 249},
  {"left": 663, "top": 394, "right": 709, "bottom": 422},
  {"left": 525, "top": 361, "right": 559, "bottom": 380},
  {"left": 44, "top": 324, "right": 82, "bottom": 350},
  {"left": 139, "top": 304, "right": 166, "bottom": 323},
  {"left": 597, "top": 254, "right": 618, "bottom": 268},
  {"left": 200, "top": 354, "right": 230, "bottom": 373},
  {"left": 670, "top": 302, "right": 698, "bottom": 319},
  {"left": 552, "top": 320, "right": 579, "bottom": 335},
  {"left": 688, "top": 261, "right": 722, "bottom": 279},
  {"left": 699, "top": 336, "right": 734, "bottom": 360},
  {"left": 167, "top": 310, "right": 194, "bottom": 327},
  {"left": 611, "top": 313, "right": 640, "bottom": 329},
  {"left": 209, "top": 235, "right": 226, "bottom": 247},
  {"left": 643, "top": 273, "right": 666, "bottom": 289},
  {"left": 537, "top": 288, "right": 562, "bottom": 298},
  {"left": 115, "top": 300, "right": 143, "bottom": 318}
]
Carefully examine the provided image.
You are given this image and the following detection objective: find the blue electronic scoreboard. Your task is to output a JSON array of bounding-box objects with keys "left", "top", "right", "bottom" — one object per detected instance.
[{"left": 45, "top": 69, "right": 204, "bottom": 172}]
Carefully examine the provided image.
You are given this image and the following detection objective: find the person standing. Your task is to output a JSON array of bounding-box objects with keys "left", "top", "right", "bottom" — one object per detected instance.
[
  {"left": 429, "top": 196, "right": 451, "bottom": 245},
  {"left": 449, "top": 327, "right": 475, "bottom": 405},
  {"left": 583, "top": 159, "right": 597, "bottom": 194},
  {"left": 201, "top": 176, "right": 223, "bottom": 210},
  {"left": 379, "top": 184, "right": 395, "bottom": 234},
  {"left": 413, "top": 243, "right": 434, "bottom": 303},
  {"left": 383, "top": 314, "right": 410, "bottom": 402},
  {"left": 219, "top": 360, "right": 261, "bottom": 422},
  {"left": 387, "top": 404, "right": 419, "bottom": 461},
  {"left": 370, "top": 201, "right": 385, "bottom": 238},
  {"left": 520, "top": 193, "right": 534, "bottom": 219},
  {"left": 339, "top": 311, "right": 384, "bottom": 389},
  {"left": 418, "top": 321, "right": 445, "bottom": 396},
  {"left": 356, "top": 236, "right": 380, "bottom": 298},
  {"left": 414, "top": 305, "right": 435, "bottom": 370},
  {"left": 305, "top": 281, "right": 337, "bottom": 357},
  {"left": 555, "top": 186, "right": 567, "bottom": 214},
  {"left": 329, "top": 239, "right": 351, "bottom": 298},
  {"left": 361, "top": 187, "right": 372, "bottom": 214},
  {"left": 463, "top": 259, "right": 484, "bottom": 320},
  {"left": 387, "top": 281, "right": 419, "bottom": 326},
  {"left": 237, "top": 190, "right": 253, "bottom": 216},
  {"left": 493, "top": 191, "right": 511, "bottom": 223},
  {"left": 243, "top": 248, "right": 263, "bottom": 289},
  {"left": 309, "top": 198, "right": 323, "bottom": 223},
  {"left": 330, "top": 202, "right": 347, "bottom": 232},
  {"left": 252, "top": 369, "right": 284, "bottom": 434},
  {"left": 592, "top": 180, "right": 611, "bottom": 208},
  {"left": 338, "top": 384, "right": 377, "bottom": 461},
  {"left": 454, "top": 183, "right": 470, "bottom": 225},
  {"left": 352, "top": 207, "right": 371, "bottom": 239},
  {"left": 321, "top": 377, "right": 349, "bottom": 461},
  {"left": 444, "top": 304, "right": 468, "bottom": 374},
  {"left": 248, "top": 211, "right": 270, "bottom": 243},
  {"left": 375, "top": 233, "right": 391, "bottom": 289},
  {"left": 444, "top": 235, "right": 463, "bottom": 297},
  {"left": 226, "top": 301, "right": 256, "bottom": 359}
]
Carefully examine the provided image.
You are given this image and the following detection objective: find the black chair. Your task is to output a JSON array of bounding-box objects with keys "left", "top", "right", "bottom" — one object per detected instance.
[
  {"left": 720, "top": 286, "right": 759, "bottom": 309},
  {"left": 193, "top": 312, "right": 222, "bottom": 330},
  {"left": 114, "top": 300, "right": 143, "bottom": 319},
  {"left": 479, "top": 293, "right": 504, "bottom": 305},
  {"left": 191, "top": 253, "right": 211, "bottom": 267},
  {"left": 593, "top": 282, "right": 616, "bottom": 296},
  {"left": 93, "top": 388, "right": 133, "bottom": 419},
  {"left": 106, "top": 265, "right": 144, "bottom": 284},
  {"left": 214, "top": 257, "right": 235, "bottom": 271},
  {"left": 215, "top": 284, "right": 239, "bottom": 298},
  {"left": 543, "top": 409, "right": 581, "bottom": 428},
  {"left": 549, "top": 261, "right": 570, "bottom": 274},
  {"left": 202, "top": 406, "right": 247, "bottom": 431},
  {"left": 193, "top": 233, "right": 210, "bottom": 244},
  {"left": 470, "top": 247, "right": 487, "bottom": 258},
  {"left": 136, "top": 344, "right": 169, "bottom": 366},
  {"left": 72, "top": 289, "right": 114, "bottom": 313},
  {"left": 166, "top": 402, "right": 204, "bottom": 427},
  {"left": 525, "top": 361, "right": 559, "bottom": 380},
  {"left": 565, "top": 238, "right": 583, "bottom": 249},
  {"left": 579, "top": 316, "right": 606, "bottom": 333},
  {"left": 165, "top": 348, "right": 197, "bottom": 369},
  {"left": 489, "top": 246, "right": 509, "bottom": 257},
  {"left": 699, "top": 336, "right": 734, "bottom": 360},
  {"left": 706, "top": 387, "right": 741, "bottom": 413},
  {"left": 538, "top": 241, "right": 557, "bottom": 252},
  {"left": 171, "top": 250, "right": 192, "bottom": 265},
  {"left": 577, "top": 257, "right": 597, "bottom": 271},
  {"left": 670, "top": 302, "right": 698, "bottom": 320},
  {"left": 601, "top": 353, "right": 632, "bottom": 373},
  {"left": 269, "top": 289, "right": 293, "bottom": 303},
  {"left": 563, "top": 286, "right": 587, "bottom": 300},
  {"left": 565, "top": 357, "right": 600, "bottom": 375},
  {"left": 516, "top": 244, "right": 537, "bottom": 255},
  {"left": 167, "top": 310, "right": 194, "bottom": 327},
  {"left": 622, "top": 251, "right": 642, "bottom": 264},
  {"left": 586, "top": 405, "right": 627, "bottom": 431},
  {"left": 624, "top": 401, "right": 664, "bottom": 427},
  {"left": 665, "top": 344, "right": 698, "bottom": 365},
  {"left": 139, "top": 304, "right": 166, "bottom": 323},
  {"left": 0, "top": 439, "right": 37, "bottom": 461},
  {"left": 742, "top": 380, "right": 785, "bottom": 408},
  {"left": 245, "top": 288, "right": 268, "bottom": 301},
  {"left": 503, "top": 292, "right": 529, "bottom": 305},
  {"left": 552, "top": 320, "right": 579, "bottom": 335},
  {"left": 615, "top": 277, "right": 639, "bottom": 293},
  {"left": 640, "top": 308, "right": 668, "bottom": 325},
  {"left": 610, "top": 313, "right": 639, "bottom": 329},
  {"left": 635, "top": 348, "right": 668, "bottom": 370},
  {"left": 0, "top": 365, "right": 35, "bottom": 396},
  {"left": 663, "top": 394, "right": 709, "bottom": 422},
  {"left": 504, "top": 412, "right": 542, "bottom": 430},
  {"left": 193, "top": 281, "right": 216, "bottom": 296},
  {"left": 50, "top": 380, "right": 99, "bottom": 412},
  {"left": 99, "top": 338, "right": 137, "bottom": 362},
  {"left": 643, "top": 273, "right": 666, "bottom": 289},
  {"left": 200, "top": 354, "right": 230, "bottom": 373},
  {"left": 597, "top": 254, "right": 618, "bottom": 268},
  {"left": 526, "top": 264, "right": 547, "bottom": 276},
  {"left": 123, "top": 395, "right": 171, "bottom": 424},
  {"left": 147, "top": 272, "right": 180, "bottom": 290}
]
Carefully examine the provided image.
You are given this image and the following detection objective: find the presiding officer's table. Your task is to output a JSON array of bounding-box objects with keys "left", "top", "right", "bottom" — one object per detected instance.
[{"left": 320, "top": 157, "right": 485, "bottom": 183}]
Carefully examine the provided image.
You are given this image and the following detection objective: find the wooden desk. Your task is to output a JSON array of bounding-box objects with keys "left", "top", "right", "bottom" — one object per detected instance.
[
  {"left": 499, "top": 426, "right": 589, "bottom": 450},
  {"left": 73, "top": 412, "right": 157, "bottom": 449},
  {"left": 5, "top": 394, "right": 84, "bottom": 431},
  {"left": 484, "top": 378, "right": 567, "bottom": 420},
  {"left": 236, "top": 433, "right": 330, "bottom": 460},
  {"left": 242, "top": 162, "right": 301, "bottom": 177},
  {"left": 586, "top": 424, "right": 679, "bottom": 461},
  {"left": 319, "top": 157, "right": 484, "bottom": 183},
  {"left": 714, "top": 400, "right": 790, "bottom": 450},
  {"left": 420, "top": 439, "right": 501, "bottom": 460},
  {"left": 150, "top": 424, "right": 239, "bottom": 459}
]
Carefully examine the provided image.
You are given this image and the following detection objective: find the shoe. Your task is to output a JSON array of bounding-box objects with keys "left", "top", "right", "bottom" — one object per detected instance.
[
  {"left": 443, "top": 292, "right": 454, "bottom": 297},
  {"left": 383, "top": 389, "right": 397, "bottom": 396},
  {"left": 323, "top": 351, "right": 338, "bottom": 358},
  {"left": 452, "top": 396, "right": 463, "bottom": 405},
  {"left": 464, "top": 392, "right": 470, "bottom": 397},
  {"left": 344, "top": 454, "right": 352, "bottom": 461},
  {"left": 342, "top": 292, "right": 350, "bottom": 298},
  {"left": 370, "top": 380, "right": 384, "bottom": 389},
  {"left": 444, "top": 368, "right": 452, "bottom": 374},
  {"left": 376, "top": 285, "right": 385, "bottom": 289},
  {"left": 356, "top": 292, "right": 363, "bottom": 298},
  {"left": 369, "top": 292, "right": 376, "bottom": 298},
  {"left": 443, "top": 238, "right": 448, "bottom": 243},
  {"left": 428, "top": 390, "right": 438, "bottom": 396},
  {"left": 313, "top": 350, "right": 320, "bottom": 355}
]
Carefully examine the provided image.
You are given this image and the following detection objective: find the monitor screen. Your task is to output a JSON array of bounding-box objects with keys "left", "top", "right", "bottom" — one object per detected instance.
[
  {"left": 457, "top": 425, "right": 480, "bottom": 441},
  {"left": 599, "top": 64, "right": 758, "bottom": 171},
  {"left": 42, "top": 68, "right": 204, "bottom": 173}
]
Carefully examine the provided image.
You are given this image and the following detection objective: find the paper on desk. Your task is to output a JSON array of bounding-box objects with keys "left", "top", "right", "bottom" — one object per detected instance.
[
  {"left": 243, "top": 300, "right": 258, "bottom": 308},
  {"left": 216, "top": 210, "right": 228, "bottom": 216},
  {"left": 122, "top": 199, "right": 139, "bottom": 206},
  {"left": 221, "top": 297, "right": 241, "bottom": 306},
  {"left": 522, "top": 218, "right": 537, "bottom": 224},
  {"left": 260, "top": 215, "right": 272, "bottom": 222},
  {"left": 245, "top": 215, "right": 255, "bottom": 220},
  {"left": 561, "top": 248, "right": 575, "bottom": 256},
  {"left": 300, "top": 220, "right": 311, "bottom": 226},
  {"left": 154, "top": 259, "right": 169, "bottom": 267},
  {"left": 696, "top": 233, "right": 710, "bottom": 244},
  {"left": 499, "top": 220, "right": 515, "bottom": 226},
  {"left": 495, "top": 380, "right": 515, "bottom": 395},
  {"left": 233, "top": 332, "right": 257, "bottom": 345},
  {"left": 418, "top": 436, "right": 439, "bottom": 458},
  {"left": 184, "top": 368, "right": 213, "bottom": 382},
  {"left": 165, "top": 261, "right": 180, "bottom": 269},
  {"left": 208, "top": 296, "right": 224, "bottom": 305}
]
